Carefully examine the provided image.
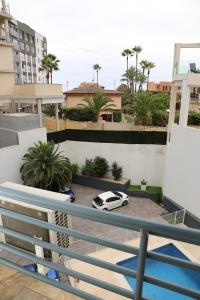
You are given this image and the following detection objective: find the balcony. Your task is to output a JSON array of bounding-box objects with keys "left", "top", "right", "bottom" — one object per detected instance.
[
  {"left": 0, "top": 183, "right": 199, "bottom": 300},
  {"left": 14, "top": 83, "right": 63, "bottom": 99}
]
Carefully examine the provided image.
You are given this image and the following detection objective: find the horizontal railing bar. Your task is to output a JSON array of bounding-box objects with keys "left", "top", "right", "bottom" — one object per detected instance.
[
  {"left": 0, "top": 227, "right": 137, "bottom": 278},
  {"left": 147, "top": 251, "right": 200, "bottom": 273},
  {"left": 1, "top": 227, "right": 200, "bottom": 299},
  {"left": 0, "top": 258, "right": 102, "bottom": 300},
  {"left": 0, "top": 208, "right": 138, "bottom": 255},
  {"left": 144, "top": 273, "right": 200, "bottom": 299},
  {"left": 0, "top": 186, "right": 200, "bottom": 245},
  {"left": 0, "top": 243, "right": 136, "bottom": 300},
  {"left": 1, "top": 209, "right": 200, "bottom": 274}
]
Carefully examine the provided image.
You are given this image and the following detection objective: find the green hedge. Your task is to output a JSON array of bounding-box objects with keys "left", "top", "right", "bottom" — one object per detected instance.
[
  {"left": 47, "top": 129, "right": 167, "bottom": 145},
  {"left": 113, "top": 111, "right": 122, "bottom": 122},
  {"left": 62, "top": 108, "right": 96, "bottom": 121},
  {"left": 152, "top": 110, "right": 168, "bottom": 127},
  {"left": 188, "top": 111, "right": 200, "bottom": 125}
]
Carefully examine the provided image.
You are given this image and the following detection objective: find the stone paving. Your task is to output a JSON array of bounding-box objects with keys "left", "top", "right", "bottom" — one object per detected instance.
[{"left": 69, "top": 184, "right": 165, "bottom": 253}]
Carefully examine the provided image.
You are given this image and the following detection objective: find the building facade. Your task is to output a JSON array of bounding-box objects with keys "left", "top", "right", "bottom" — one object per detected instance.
[
  {"left": 64, "top": 82, "right": 123, "bottom": 121},
  {"left": 148, "top": 81, "right": 172, "bottom": 94},
  {"left": 8, "top": 19, "right": 47, "bottom": 84}
]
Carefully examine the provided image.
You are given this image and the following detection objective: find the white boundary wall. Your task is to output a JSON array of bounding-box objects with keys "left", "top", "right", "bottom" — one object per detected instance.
[
  {"left": 0, "top": 128, "right": 47, "bottom": 184},
  {"left": 163, "top": 125, "right": 200, "bottom": 218},
  {"left": 59, "top": 141, "right": 166, "bottom": 186}
]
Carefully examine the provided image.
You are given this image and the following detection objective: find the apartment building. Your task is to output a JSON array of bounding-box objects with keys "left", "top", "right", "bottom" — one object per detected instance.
[
  {"left": 8, "top": 19, "right": 47, "bottom": 84},
  {"left": 148, "top": 81, "right": 172, "bottom": 93}
]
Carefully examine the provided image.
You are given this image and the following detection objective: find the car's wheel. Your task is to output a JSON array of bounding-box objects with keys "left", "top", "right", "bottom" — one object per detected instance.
[
  {"left": 103, "top": 208, "right": 108, "bottom": 211},
  {"left": 123, "top": 200, "right": 128, "bottom": 206}
]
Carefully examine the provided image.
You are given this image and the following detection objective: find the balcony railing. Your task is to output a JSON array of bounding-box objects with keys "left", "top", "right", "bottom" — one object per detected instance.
[{"left": 0, "top": 186, "right": 200, "bottom": 300}]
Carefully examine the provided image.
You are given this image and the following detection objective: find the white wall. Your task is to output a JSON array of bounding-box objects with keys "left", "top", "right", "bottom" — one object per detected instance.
[
  {"left": 0, "top": 127, "right": 47, "bottom": 184},
  {"left": 59, "top": 141, "right": 166, "bottom": 186},
  {"left": 163, "top": 125, "right": 200, "bottom": 218}
]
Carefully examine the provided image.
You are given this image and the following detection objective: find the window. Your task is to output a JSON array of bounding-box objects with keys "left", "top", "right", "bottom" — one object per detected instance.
[
  {"left": 31, "top": 36, "right": 35, "bottom": 44},
  {"left": 19, "top": 30, "right": 24, "bottom": 39},
  {"left": 25, "top": 33, "right": 30, "bottom": 43},
  {"left": 106, "top": 197, "right": 119, "bottom": 202},
  {"left": 31, "top": 46, "right": 35, "bottom": 55},
  {"left": 26, "top": 44, "right": 30, "bottom": 52},
  {"left": 20, "top": 42, "right": 25, "bottom": 50}
]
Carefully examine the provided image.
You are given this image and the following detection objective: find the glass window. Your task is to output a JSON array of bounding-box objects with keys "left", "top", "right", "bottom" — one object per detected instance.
[{"left": 20, "top": 42, "right": 25, "bottom": 50}]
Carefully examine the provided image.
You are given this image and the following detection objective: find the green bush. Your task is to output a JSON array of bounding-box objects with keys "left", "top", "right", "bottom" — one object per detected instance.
[
  {"left": 188, "top": 111, "right": 200, "bottom": 125},
  {"left": 111, "top": 162, "right": 122, "bottom": 180},
  {"left": 81, "top": 159, "right": 95, "bottom": 176},
  {"left": 81, "top": 156, "right": 109, "bottom": 177},
  {"left": 113, "top": 111, "right": 122, "bottom": 122},
  {"left": 92, "top": 156, "right": 109, "bottom": 177},
  {"left": 152, "top": 110, "right": 168, "bottom": 127},
  {"left": 62, "top": 108, "right": 96, "bottom": 121},
  {"left": 70, "top": 163, "right": 79, "bottom": 175}
]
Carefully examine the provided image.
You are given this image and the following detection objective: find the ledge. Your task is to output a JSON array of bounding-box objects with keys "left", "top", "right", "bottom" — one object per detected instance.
[{"left": 72, "top": 174, "right": 130, "bottom": 192}]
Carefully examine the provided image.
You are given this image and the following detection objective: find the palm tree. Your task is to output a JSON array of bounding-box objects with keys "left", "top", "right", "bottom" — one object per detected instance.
[
  {"left": 146, "top": 61, "right": 156, "bottom": 91},
  {"left": 132, "top": 91, "right": 156, "bottom": 126},
  {"left": 93, "top": 64, "right": 101, "bottom": 87},
  {"left": 121, "top": 66, "right": 136, "bottom": 94},
  {"left": 20, "top": 141, "right": 72, "bottom": 191},
  {"left": 78, "top": 93, "right": 116, "bottom": 122},
  {"left": 137, "top": 72, "right": 147, "bottom": 91},
  {"left": 132, "top": 46, "right": 142, "bottom": 93},
  {"left": 39, "top": 54, "right": 60, "bottom": 84},
  {"left": 121, "top": 49, "right": 133, "bottom": 87}
]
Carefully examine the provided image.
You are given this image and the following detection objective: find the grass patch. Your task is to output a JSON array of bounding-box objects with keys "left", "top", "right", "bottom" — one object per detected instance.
[
  {"left": 127, "top": 185, "right": 162, "bottom": 203},
  {"left": 127, "top": 185, "right": 141, "bottom": 191}
]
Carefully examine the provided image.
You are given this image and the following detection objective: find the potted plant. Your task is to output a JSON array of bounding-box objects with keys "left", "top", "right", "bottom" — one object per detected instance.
[{"left": 141, "top": 179, "right": 147, "bottom": 191}]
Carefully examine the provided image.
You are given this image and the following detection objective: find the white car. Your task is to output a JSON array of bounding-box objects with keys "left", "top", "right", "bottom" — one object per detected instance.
[{"left": 92, "top": 191, "right": 129, "bottom": 211}]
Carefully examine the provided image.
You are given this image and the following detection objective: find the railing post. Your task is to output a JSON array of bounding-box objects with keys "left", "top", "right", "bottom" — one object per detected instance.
[{"left": 134, "top": 229, "right": 149, "bottom": 300}]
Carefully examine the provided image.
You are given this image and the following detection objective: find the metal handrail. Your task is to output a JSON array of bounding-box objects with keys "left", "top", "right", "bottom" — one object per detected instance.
[{"left": 0, "top": 186, "right": 200, "bottom": 300}]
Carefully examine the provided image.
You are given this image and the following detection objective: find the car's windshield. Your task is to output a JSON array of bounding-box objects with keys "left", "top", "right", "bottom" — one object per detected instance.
[{"left": 113, "top": 191, "right": 121, "bottom": 197}]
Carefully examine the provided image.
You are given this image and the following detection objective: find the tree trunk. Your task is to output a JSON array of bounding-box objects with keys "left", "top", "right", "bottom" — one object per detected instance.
[
  {"left": 147, "top": 71, "right": 150, "bottom": 91},
  {"left": 97, "top": 70, "right": 99, "bottom": 87},
  {"left": 126, "top": 56, "right": 129, "bottom": 88},
  {"left": 50, "top": 72, "right": 53, "bottom": 84},
  {"left": 47, "top": 72, "right": 50, "bottom": 84},
  {"left": 135, "top": 54, "right": 138, "bottom": 93}
]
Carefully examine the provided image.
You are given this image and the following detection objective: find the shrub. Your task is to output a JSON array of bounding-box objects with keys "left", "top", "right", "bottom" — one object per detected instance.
[
  {"left": 92, "top": 156, "right": 109, "bottom": 177},
  {"left": 141, "top": 179, "right": 147, "bottom": 185},
  {"left": 188, "top": 111, "right": 200, "bottom": 125},
  {"left": 113, "top": 111, "right": 122, "bottom": 122},
  {"left": 111, "top": 162, "right": 122, "bottom": 180},
  {"left": 62, "top": 108, "right": 96, "bottom": 121},
  {"left": 70, "top": 163, "right": 79, "bottom": 175},
  {"left": 81, "top": 159, "right": 95, "bottom": 176},
  {"left": 81, "top": 156, "right": 109, "bottom": 177},
  {"left": 152, "top": 110, "right": 168, "bottom": 127}
]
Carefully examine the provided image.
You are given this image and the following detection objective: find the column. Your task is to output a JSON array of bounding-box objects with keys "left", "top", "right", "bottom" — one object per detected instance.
[
  {"left": 55, "top": 103, "right": 60, "bottom": 131},
  {"left": 32, "top": 104, "right": 35, "bottom": 113},
  {"left": 179, "top": 80, "right": 190, "bottom": 127},
  {"left": 17, "top": 102, "right": 20, "bottom": 113},
  {"left": 37, "top": 99, "right": 42, "bottom": 127},
  {"left": 167, "top": 85, "right": 177, "bottom": 143}
]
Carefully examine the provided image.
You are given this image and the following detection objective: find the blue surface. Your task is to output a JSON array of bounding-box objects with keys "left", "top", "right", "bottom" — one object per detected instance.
[{"left": 117, "top": 243, "right": 200, "bottom": 300}]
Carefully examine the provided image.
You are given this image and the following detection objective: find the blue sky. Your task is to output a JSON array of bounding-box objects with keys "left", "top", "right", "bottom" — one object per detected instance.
[{"left": 9, "top": 0, "right": 200, "bottom": 90}]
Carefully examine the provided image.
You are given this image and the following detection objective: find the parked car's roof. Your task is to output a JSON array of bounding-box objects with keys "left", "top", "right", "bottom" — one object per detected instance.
[{"left": 98, "top": 191, "right": 116, "bottom": 200}]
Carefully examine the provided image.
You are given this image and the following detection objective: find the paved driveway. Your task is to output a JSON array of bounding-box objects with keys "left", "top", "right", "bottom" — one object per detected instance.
[{"left": 69, "top": 184, "right": 165, "bottom": 253}]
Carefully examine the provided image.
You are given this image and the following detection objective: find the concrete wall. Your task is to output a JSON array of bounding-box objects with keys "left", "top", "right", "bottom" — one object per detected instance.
[
  {"left": 0, "top": 42, "right": 15, "bottom": 96},
  {"left": 0, "top": 127, "right": 47, "bottom": 184},
  {"left": 0, "top": 113, "right": 41, "bottom": 131},
  {"left": 163, "top": 125, "right": 200, "bottom": 218},
  {"left": 59, "top": 140, "right": 166, "bottom": 186},
  {"left": 0, "top": 129, "right": 18, "bottom": 148}
]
